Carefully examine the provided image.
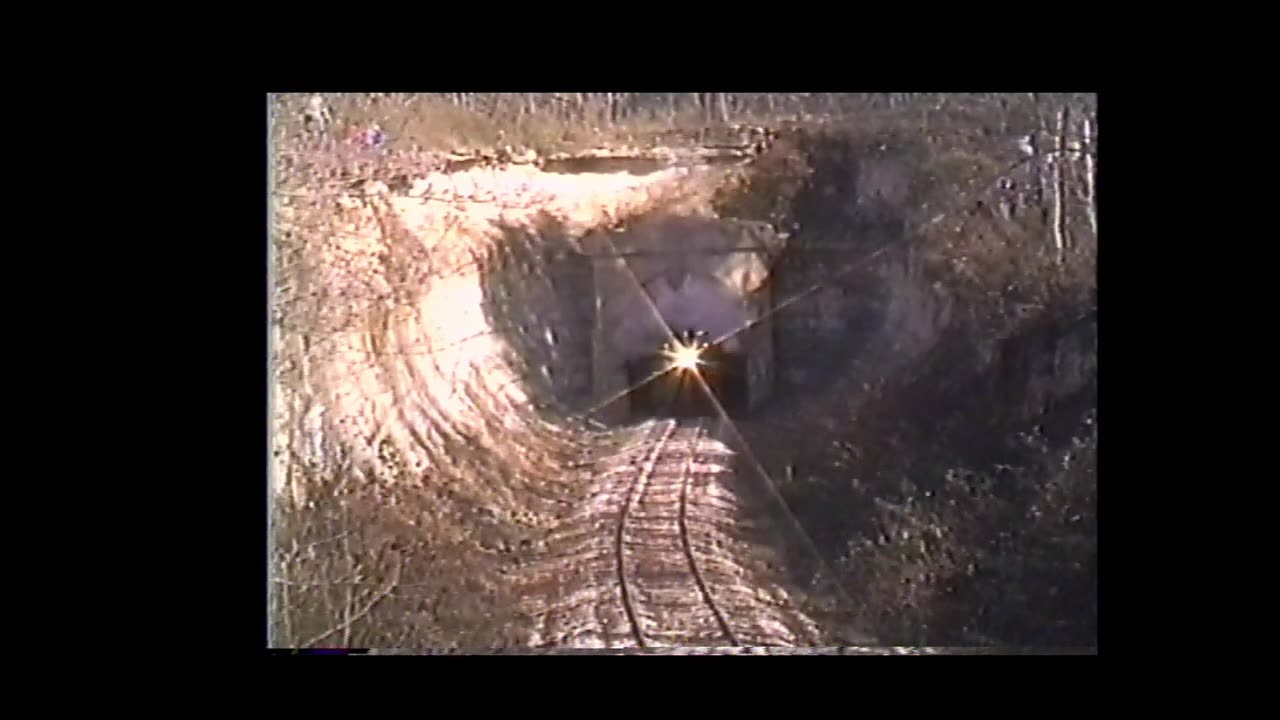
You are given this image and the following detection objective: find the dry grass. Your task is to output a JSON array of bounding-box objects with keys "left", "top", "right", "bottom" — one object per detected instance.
[
  {"left": 713, "top": 114, "right": 1097, "bottom": 647},
  {"left": 270, "top": 128, "right": 747, "bottom": 648},
  {"left": 270, "top": 93, "right": 1097, "bottom": 650},
  {"left": 274, "top": 93, "right": 754, "bottom": 156}
]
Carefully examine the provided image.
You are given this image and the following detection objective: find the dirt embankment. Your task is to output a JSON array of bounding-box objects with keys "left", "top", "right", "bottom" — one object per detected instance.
[
  {"left": 272, "top": 146, "right": 794, "bottom": 648},
  {"left": 271, "top": 94, "right": 1097, "bottom": 649}
]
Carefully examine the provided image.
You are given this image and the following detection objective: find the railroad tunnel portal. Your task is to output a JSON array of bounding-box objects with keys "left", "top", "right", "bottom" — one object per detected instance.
[{"left": 584, "top": 215, "right": 787, "bottom": 424}]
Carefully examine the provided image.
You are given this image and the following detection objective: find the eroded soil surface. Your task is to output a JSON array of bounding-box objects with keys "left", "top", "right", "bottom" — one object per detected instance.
[{"left": 270, "top": 93, "right": 1096, "bottom": 651}]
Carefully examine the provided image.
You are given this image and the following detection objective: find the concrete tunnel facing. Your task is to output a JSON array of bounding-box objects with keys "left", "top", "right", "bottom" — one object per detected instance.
[
  {"left": 476, "top": 210, "right": 786, "bottom": 426},
  {"left": 584, "top": 214, "right": 783, "bottom": 425},
  {"left": 274, "top": 96, "right": 1098, "bottom": 649}
]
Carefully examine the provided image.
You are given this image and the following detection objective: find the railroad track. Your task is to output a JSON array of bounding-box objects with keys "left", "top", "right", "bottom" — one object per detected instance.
[
  {"left": 614, "top": 419, "right": 738, "bottom": 647},
  {"left": 522, "top": 418, "right": 822, "bottom": 649}
]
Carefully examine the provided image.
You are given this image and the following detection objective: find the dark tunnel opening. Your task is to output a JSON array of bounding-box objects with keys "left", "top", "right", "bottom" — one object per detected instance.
[
  {"left": 273, "top": 94, "right": 1098, "bottom": 650},
  {"left": 479, "top": 207, "right": 780, "bottom": 428},
  {"left": 624, "top": 341, "right": 750, "bottom": 419}
]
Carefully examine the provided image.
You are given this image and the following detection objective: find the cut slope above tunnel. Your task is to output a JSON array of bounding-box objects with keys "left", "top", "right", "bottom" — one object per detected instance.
[
  {"left": 271, "top": 94, "right": 1097, "bottom": 650},
  {"left": 273, "top": 160, "right": 737, "bottom": 503}
]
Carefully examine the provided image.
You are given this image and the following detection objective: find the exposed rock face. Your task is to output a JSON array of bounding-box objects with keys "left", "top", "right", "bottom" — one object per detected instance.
[
  {"left": 273, "top": 94, "right": 1098, "bottom": 650},
  {"left": 273, "top": 155, "right": 826, "bottom": 648}
]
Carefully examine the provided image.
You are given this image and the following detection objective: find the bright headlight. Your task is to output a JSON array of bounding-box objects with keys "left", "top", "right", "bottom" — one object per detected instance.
[{"left": 663, "top": 333, "right": 708, "bottom": 372}]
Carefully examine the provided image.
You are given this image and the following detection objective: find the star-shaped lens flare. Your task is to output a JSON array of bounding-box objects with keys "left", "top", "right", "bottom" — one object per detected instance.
[{"left": 662, "top": 332, "right": 709, "bottom": 373}]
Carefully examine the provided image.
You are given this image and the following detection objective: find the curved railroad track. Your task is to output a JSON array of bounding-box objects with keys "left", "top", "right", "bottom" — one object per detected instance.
[
  {"left": 615, "top": 419, "right": 738, "bottom": 647},
  {"left": 522, "top": 417, "right": 823, "bottom": 649},
  {"left": 676, "top": 423, "right": 738, "bottom": 645}
]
